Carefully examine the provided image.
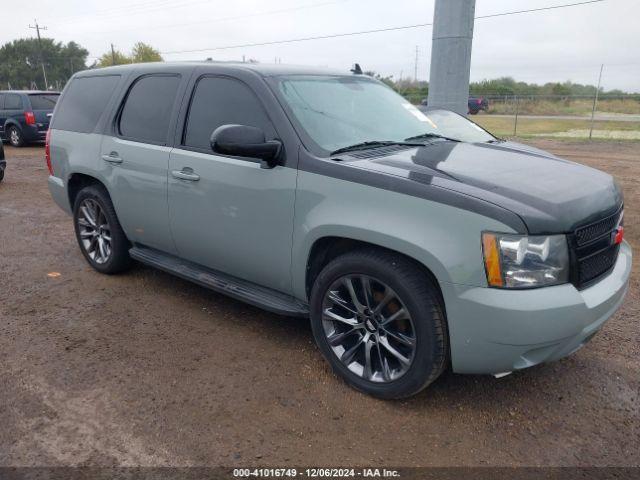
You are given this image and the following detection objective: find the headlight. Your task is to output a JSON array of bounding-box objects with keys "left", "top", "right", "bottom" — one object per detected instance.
[{"left": 482, "top": 233, "right": 569, "bottom": 288}]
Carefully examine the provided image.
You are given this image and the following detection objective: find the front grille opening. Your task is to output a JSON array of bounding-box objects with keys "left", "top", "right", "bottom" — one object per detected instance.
[
  {"left": 574, "top": 210, "right": 621, "bottom": 246},
  {"left": 578, "top": 245, "right": 619, "bottom": 286},
  {"left": 571, "top": 207, "right": 623, "bottom": 289}
]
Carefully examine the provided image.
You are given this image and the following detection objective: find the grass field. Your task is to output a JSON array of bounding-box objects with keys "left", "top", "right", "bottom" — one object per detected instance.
[
  {"left": 474, "top": 116, "right": 640, "bottom": 140},
  {"left": 487, "top": 98, "right": 640, "bottom": 116}
]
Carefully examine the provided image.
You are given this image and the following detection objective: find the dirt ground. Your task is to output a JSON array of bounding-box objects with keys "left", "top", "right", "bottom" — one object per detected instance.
[{"left": 0, "top": 140, "right": 638, "bottom": 467}]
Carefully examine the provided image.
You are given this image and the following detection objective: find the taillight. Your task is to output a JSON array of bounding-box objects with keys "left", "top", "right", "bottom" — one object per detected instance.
[
  {"left": 25, "top": 111, "right": 36, "bottom": 125},
  {"left": 45, "top": 129, "right": 53, "bottom": 175}
]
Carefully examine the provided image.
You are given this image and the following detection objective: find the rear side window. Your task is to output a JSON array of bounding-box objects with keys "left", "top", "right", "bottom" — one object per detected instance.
[
  {"left": 28, "top": 94, "right": 59, "bottom": 110},
  {"left": 183, "top": 77, "right": 275, "bottom": 151},
  {"left": 52, "top": 76, "right": 120, "bottom": 133},
  {"left": 0, "top": 94, "right": 4, "bottom": 109},
  {"left": 118, "top": 75, "right": 180, "bottom": 145},
  {"left": 5, "top": 94, "right": 22, "bottom": 110}
]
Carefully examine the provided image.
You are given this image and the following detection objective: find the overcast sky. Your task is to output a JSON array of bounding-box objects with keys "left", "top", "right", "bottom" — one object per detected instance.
[{"left": 5, "top": 0, "right": 640, "bottom": 92}]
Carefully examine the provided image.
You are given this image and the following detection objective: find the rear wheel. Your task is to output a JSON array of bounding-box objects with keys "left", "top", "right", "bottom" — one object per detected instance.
[
  {"left": 0, "top": 168, "right": 4, "bottom": 183},
  {"left": 310, "top": 249, "right": 448, "bottom": 399},
  {"left": 7, "top": 126, "right": 24, "bottom": 147},
  {"left": 73, "top": 185, "right": 132, "bottom": 274}
]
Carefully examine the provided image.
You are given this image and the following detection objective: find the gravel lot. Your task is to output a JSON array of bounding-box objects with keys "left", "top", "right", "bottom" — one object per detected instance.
[{"left": 0, "top": 140, "right": 638, "bottom": 467}]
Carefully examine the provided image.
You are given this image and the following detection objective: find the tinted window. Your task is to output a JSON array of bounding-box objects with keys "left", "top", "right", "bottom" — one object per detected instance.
[
  {"left": 184, "top": 77, "right": 275, "bottom": 151},
  {"left": 119, "top": 75, "right": 180, "bottom": 144},
  {"left": 28, "top": 94, "right": 59, "bottom": 110},
  {"left": 52, "top": 76, "right": 120, "bottom": 133},
  {"left": 5, "top": 94, "right": 22, "bottom": 110}
]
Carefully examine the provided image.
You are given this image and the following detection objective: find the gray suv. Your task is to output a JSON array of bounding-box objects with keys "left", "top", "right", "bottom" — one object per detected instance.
[{"left": 47, "top": 62, "right": 631, "bottom": 399}]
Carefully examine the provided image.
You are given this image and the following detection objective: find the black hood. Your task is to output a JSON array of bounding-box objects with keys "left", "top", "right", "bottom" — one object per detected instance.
[{"left": 342, "top": 140, "right": 623, "bottom": 234}]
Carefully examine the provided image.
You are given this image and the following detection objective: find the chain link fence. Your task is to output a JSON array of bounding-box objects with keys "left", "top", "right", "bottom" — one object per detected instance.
[{"left": 469, "top": 94, "right": 640, "bottom": 141}]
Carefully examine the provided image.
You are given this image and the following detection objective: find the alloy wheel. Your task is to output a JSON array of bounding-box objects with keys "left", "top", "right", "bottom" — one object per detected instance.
[
  {"left": 77, "top": 198, "right": 112, "bottom": 264},
  {"left": 321, "top": 274, "right": 416, "bottom": 383},
  {"left": 9, "top": 128, "right": 20, "bottom": 146}
]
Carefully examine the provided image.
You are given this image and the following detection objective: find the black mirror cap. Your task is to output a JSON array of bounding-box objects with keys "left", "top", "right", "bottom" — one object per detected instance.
[{"left": 210, "top": 124, "right": 282, "bottom": 168}]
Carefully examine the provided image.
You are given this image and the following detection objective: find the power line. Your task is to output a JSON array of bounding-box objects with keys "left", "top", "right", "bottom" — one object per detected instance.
[
  {"left": 161, "top": 22, "right": 434, "bottom": 55},
  {"left": 475, "top": 0, "right": 604, "bottom": 20},
  {"left": 159, "top": 0, "right": 606, "bottom": 55},
  {"left": 75, "top": 0, "right": 348, "bottom": 36},
  {"left": 42, "top": 0, "right": 208, "bottom": 24}
]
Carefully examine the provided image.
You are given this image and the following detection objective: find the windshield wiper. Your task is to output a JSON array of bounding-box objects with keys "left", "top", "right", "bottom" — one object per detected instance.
[
  {"left": 404, "top": 132, "right": 460, "bottom": 143},
  {"left": 330, "top": 141, "right": 422, "bottom": 156}
]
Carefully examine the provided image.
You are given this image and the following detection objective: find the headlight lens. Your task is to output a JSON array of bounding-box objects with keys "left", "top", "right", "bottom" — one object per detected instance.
[{"left": 482, "top": 233, "right": 569, "bottom": 288}]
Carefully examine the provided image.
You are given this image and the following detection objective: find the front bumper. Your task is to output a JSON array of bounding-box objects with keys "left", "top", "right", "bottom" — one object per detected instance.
[{"left": 442, "top": 240, "right": 632, "bottom": 374}]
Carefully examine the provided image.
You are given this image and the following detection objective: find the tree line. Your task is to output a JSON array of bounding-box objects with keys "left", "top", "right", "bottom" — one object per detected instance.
[
  {"left": 1, "top": 37, "right": 636, "bottom": 97},
  {"left": 0, "top": 38, "right": 162, "bottom": 90}
]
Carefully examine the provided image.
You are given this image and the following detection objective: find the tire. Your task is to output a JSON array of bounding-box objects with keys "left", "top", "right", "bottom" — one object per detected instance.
[
  {"left": 73, "top": 184, "right": 132, "bottom": 274},
  {"left": 310, "top": 248, "right": 448, "bottom": 399},
  {"left": 0, "top": 168, "right": 4, "bottom": 183},
  {"left": 7, "top": 126, "right": 24, "bottom": 147}
]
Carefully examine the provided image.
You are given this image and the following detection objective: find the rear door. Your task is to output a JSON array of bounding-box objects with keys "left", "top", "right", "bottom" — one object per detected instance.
[
  {"left": 3, "top": 93, "right": 25, "bottom": 130},
  {"left": 101, "top": 73, "right": 184, "bottom": 254},
  {"left": 167, "top": 74, "right": 297, "bottom": 294}
]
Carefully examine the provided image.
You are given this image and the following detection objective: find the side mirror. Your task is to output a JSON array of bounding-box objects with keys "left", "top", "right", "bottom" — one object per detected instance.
[{"left": 210, "top": 124, "right": 282, "bottom": 169}]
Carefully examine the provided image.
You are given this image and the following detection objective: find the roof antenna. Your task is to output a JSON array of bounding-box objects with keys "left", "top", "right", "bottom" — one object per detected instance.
[{"left": 350, "top": 63, "right": 363, "bottom": 75}]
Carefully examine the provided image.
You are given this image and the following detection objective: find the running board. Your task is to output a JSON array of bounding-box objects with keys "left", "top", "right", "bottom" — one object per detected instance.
[{"left": 129, "top": 246, "right": 309, "bottom": 317}]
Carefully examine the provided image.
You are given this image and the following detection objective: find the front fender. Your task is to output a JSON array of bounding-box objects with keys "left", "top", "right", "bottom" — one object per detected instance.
[{"left": 291, "top": 169, "right": 519, "bottom": 301}]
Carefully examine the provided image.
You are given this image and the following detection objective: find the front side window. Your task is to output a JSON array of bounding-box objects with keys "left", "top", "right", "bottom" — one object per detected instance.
[
  {"left": 119, "top": 75, "right": 181, "bottom": 144},
  {"left": 5, "top": 94, "right": 22, "bottom": 110},
  {"left": 272, "top": 75, "right": 495, "bottom": 155},
  {"left": 183, "top": 77, "right": 275, "bottom": 151}
]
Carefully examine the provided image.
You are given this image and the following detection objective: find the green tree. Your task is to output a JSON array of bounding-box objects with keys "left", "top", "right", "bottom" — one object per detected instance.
[
  {"left": 96, "top": 48, "right": 131, "bottom": 67},
  {"left": 95, "top": 42, "right": 163, "bottom": 67},
  {"left": 131, "top": 42, "right": 163, "bottom": 63},
  {"left": 551, "top": 82, "right": 572, "bottom": 97},
  {"left": 0, "top": 38, "right": 88, "bottom": 90}
]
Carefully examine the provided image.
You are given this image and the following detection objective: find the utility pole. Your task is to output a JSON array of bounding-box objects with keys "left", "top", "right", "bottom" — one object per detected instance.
[
  {"left": 589, "top": 64, "right": 604, "bottom": 140},
  {"left": 28, "top": 19, "right": 49, "bottom": 90},
  {"left": 427, "top": 0, "right": 476, "bottom": 115},
  {"left": 111, "top": 44, "right": 116, "bottom": 66},
  {"left": 414, "top": 46, "right": 419, "bottom": 82}
]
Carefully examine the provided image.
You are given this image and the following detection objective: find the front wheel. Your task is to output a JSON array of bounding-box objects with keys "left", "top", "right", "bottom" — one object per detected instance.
[
  {"left": 73, "top": 184, "right": 132, "bottom": 274},
  {"left": 310, "top": 249, "right": 448, "bottom": 399}
]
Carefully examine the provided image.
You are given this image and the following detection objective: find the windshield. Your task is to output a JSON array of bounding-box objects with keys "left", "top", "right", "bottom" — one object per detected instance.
[
  {"left": 28, "top": 94, "right": 60, "bottom": 110},
  {"left": 273, "top": 75, "right": 495, "bottom": 155}
]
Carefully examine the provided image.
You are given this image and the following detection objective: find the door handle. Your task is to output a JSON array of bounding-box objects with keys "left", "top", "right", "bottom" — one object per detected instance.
[
  {"left": 171, "top": 169, "right": 200, "bottom": 182},
  {"left": 102, "top": 152, "right": 123, "bottom": 164}
]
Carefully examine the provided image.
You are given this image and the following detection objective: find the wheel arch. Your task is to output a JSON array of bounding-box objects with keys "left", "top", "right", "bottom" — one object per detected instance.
[
  {"left": 4, "top": 119, "right": 22, "bottom": 134},
  {"left": 67, "top": 172, "right": 110, "bottom": 209},
  {"left": 304, "top": 235, "right": 447, "bottom": 311}
]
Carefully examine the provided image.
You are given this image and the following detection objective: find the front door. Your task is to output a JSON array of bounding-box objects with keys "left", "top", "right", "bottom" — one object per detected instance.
[{"left": 168, "top": 76, "right": 297, "bottom": 294}]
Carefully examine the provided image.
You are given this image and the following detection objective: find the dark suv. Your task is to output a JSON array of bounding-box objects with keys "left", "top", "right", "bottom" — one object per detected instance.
[{"left": 0, "top": 91, "right": 60, "bottom": 147}]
